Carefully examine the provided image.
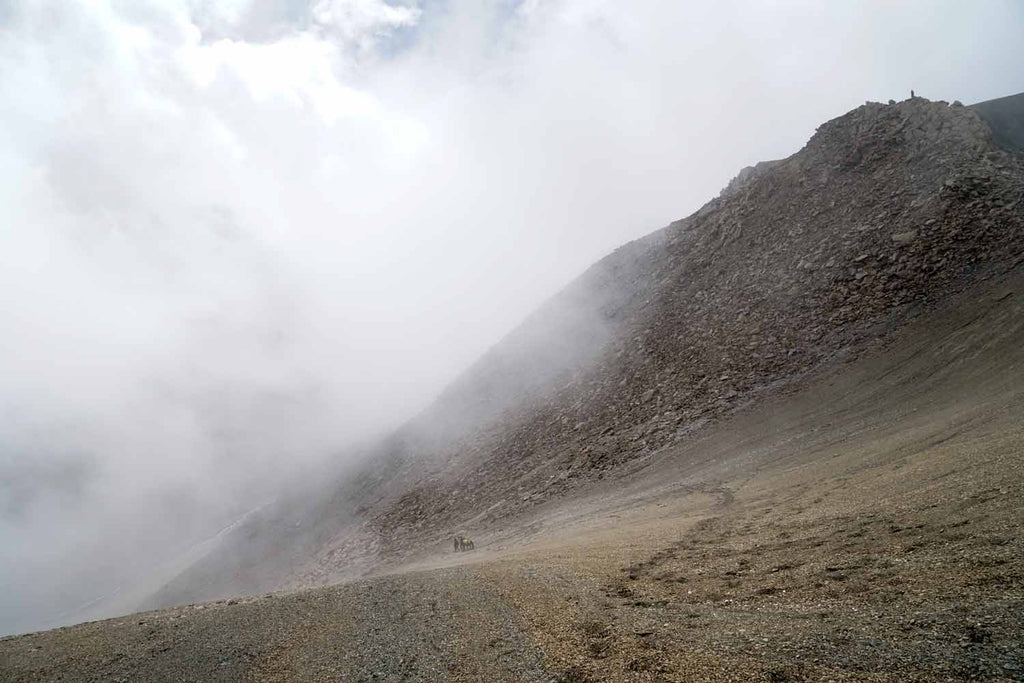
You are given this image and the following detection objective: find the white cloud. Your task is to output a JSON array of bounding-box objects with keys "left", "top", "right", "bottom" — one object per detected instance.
[
  {"left": 195, "top": 0, "right": 256, "bottom": 29},
  {"left": 312, "top": 0, "right": 420, "bottom": 48}
]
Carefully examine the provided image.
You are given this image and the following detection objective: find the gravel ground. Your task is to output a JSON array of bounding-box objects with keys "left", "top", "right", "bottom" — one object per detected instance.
[{"left": 0, "top": 569, "right": 553, "bottom": 683}]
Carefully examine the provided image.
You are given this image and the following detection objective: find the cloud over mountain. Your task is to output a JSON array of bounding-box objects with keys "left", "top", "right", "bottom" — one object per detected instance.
[{"left": 1, "top": 0, "right": 1023, "bottom": 635}]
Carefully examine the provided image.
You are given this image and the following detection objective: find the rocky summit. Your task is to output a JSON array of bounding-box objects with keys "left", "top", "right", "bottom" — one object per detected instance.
[{"left": 4, "top": 95, "right": 1024, "bottom": 682}]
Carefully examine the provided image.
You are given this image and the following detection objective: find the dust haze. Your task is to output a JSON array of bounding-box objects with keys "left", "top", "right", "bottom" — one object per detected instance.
[{"left": 1, "top": 0, "right": 1022, "bottom": 635}]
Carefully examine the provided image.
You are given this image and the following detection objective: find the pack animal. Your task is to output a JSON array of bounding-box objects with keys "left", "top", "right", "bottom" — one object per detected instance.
[{"left": 452, "top": 536, "right": 475, "bottom": 552}]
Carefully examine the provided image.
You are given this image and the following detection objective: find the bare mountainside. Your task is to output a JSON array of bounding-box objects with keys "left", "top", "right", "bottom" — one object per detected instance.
[
  {"left": 3, "top": 95, "right": 1023, "bottom": 682},
  {"left": 4, "top": 229, "right": 1024, "bottom": 682},
  {"left": 138, "top": 95, "right": 1024, "bottom": 611}
]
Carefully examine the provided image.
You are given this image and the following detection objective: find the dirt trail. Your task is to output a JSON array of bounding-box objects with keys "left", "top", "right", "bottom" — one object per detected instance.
[{"left": 3, "top": 269, "right": 1024, "bottom": 681}]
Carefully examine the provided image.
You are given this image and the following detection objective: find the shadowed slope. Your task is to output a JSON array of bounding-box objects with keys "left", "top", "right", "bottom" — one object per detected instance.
[{"left": 972, "top": 91, "right": 1024, "bottom": 154}]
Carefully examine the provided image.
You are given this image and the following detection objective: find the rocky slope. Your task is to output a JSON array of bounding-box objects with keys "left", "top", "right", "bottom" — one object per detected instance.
[
  {"left": 145, "top": 95, "right": 1024, "bottom": 610},
  {"left": 5, "top": 257, "right": 1024, "bottom": 681}
]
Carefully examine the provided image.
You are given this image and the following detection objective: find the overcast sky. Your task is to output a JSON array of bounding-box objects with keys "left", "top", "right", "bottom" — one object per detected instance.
[{"left": 1, "top": 0, "right": 1023, "bottom": 634}]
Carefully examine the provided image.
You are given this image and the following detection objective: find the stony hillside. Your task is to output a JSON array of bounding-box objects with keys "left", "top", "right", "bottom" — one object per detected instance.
[
  {"left": 7, "top": 212, "right": 1024, "bottom": 683},
  {"left": 145, "top": 95, "right": 1024, "bottom": 610}
]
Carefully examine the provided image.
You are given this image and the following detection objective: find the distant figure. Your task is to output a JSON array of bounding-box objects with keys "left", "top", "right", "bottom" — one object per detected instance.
[
  {"left": 911, "top": 89, "right": 915, "bottom": 99},
  {"left": 453, "top": 536, "right": 460, "bottom": 552}
]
